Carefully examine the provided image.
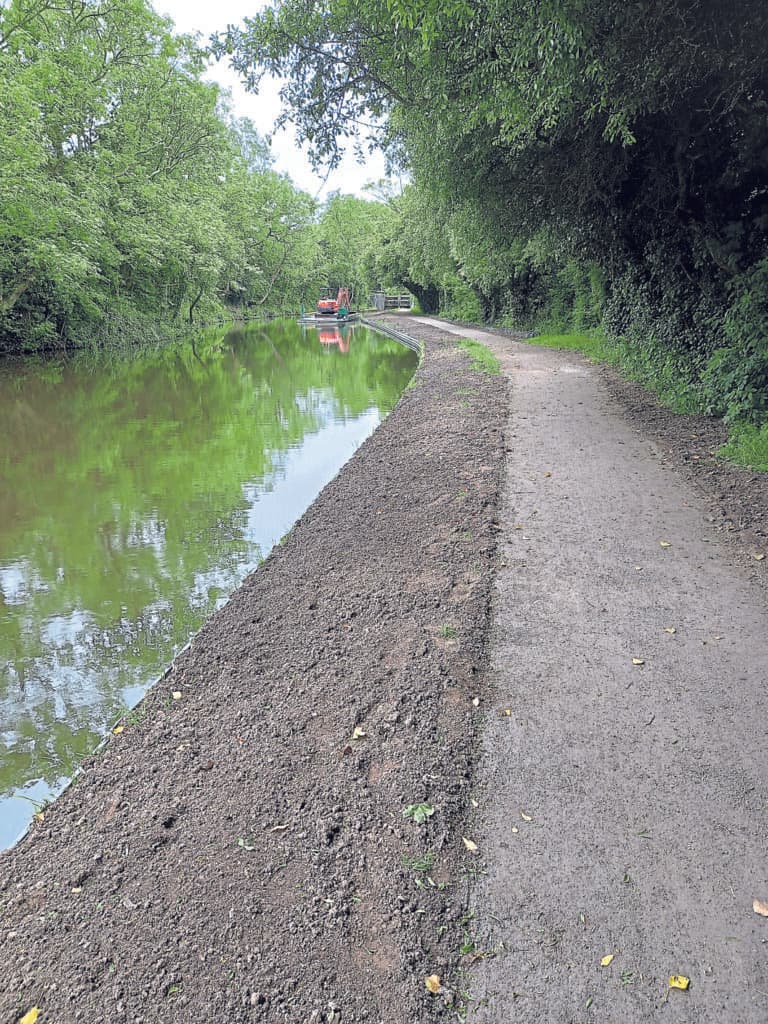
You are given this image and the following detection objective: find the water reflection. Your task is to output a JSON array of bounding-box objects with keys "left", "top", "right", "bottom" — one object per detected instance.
[
  {"left": 315, "top": 324, "right": 351, "bottom": 353},
  {"left": 0, "top": 321, "right": 415, "bottom": 847}
]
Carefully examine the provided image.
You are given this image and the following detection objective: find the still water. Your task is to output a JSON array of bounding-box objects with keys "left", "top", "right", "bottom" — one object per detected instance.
[{"left": 0, "top": 320, "right": 416, "bottom": 847}]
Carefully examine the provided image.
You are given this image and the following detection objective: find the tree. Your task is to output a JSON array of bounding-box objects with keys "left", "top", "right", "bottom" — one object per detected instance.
[{"left": 0, "top": 0, "right": 323, "bottom": 351}]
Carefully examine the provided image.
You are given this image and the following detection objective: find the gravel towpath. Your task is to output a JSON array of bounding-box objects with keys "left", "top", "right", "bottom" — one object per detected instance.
[{"left": 418, "top": 319, "right": 768, "bottom": 1024}]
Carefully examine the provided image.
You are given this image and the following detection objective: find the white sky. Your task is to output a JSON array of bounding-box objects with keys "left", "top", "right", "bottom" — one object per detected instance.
[{"left": 153, "top": 0, "right": 387, "bottom": 198}]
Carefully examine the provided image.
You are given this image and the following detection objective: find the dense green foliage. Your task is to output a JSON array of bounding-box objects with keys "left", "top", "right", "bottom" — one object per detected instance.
[
  {"left": 224, "top": 0, "right": 768, "bottom": 426},
  {"left": 0, "top": 0, "right": 394, "bottom": 354}
]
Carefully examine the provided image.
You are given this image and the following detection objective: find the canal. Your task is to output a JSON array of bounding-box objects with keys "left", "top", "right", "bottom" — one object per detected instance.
[{"left": 0, "top": 319, "right": 417, "bottom": 847}]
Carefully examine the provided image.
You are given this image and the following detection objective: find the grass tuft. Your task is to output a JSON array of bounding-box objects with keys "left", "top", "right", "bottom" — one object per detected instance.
[
  {"left": 528, "top": 332, "right": 611, "bottom": 360},
  {"left": 718, "top": 422, "right": 768, "bottom": 471},
  {"left": 456, "top": 338, "right": 501, "bottom": 375}
]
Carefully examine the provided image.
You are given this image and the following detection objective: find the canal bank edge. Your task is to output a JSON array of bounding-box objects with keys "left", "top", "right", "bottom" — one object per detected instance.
[{"left": 0, "top": 320, "right": 509, "bottom": 1023}]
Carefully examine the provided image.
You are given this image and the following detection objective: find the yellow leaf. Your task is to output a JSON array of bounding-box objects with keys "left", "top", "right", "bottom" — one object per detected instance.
[
  {"left": 351, "top": 726, "right": 367, "bottom": 740},
  {"left": 753, "top": 898, "right": 768, "bottom": 917},
  {"left": 600, "top": 954, "right": 614, "bottom": 967},
  {"left": 462, "top": 836, "right": 478, "bottom": 853},
  {"left": 113, "top": 725, "right": 124, "bottom": 735},
  {"left": 663, "top": 627, "right": 676, "bottom": 635},
  {"left": 669, "top": 975, "right": 690, "bottom": 990},
  {"left": 521, "top": 811, "right": 533, "bottom": 822},
  {"left": 18, "top": 1010, "right": 39, "bottom": 1024},
  {"left": 172, "top": 690, "right": 183, "bottom": 700},
  {"left": 660, "top": 540, "right": 672, "bottom": 548},
  {"left": 753, "top": 553, "right": 765, "bottom": 561},
  {"left": 632, "top": 658, "right": 645, "bottom": 666},
  {"left": 425, "top": 974, "right": 442, "bottom": 994},
  {"left": 34, "top": 812, "right": 44, "bottom": 823}
]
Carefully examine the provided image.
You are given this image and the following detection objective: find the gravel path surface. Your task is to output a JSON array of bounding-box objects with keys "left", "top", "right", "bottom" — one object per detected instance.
[
  {"left": 1, "top": 315, "right": 766, "bottom": 1024},
  {"left": 420, "top": 321, "right": 767, "bottom": 1024}
]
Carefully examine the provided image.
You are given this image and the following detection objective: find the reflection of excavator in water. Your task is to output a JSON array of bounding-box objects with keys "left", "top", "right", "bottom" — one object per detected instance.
[
  {"left": 317, "top": 286, "right": 352, "bottom": 318},
  {"left": 318, "top": 326, "right": 350, "bottom": 353}
]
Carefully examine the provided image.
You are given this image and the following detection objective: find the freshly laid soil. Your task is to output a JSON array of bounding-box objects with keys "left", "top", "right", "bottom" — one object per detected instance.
[{"left": 0, "top": 320, "right": 509, "bottom": 1024}]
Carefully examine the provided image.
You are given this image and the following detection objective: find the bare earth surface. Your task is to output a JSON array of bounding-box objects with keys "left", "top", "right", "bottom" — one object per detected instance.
[{"left": 1, "top": 316, "right": 767, "bottom": 1024}]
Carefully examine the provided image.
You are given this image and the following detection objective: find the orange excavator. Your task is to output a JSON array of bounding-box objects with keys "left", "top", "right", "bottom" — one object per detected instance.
[{"left": 317, "top": 286, "right": 351, "bottom": 317}]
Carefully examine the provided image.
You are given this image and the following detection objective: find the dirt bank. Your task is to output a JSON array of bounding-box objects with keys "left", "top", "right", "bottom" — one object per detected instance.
[{"left": 0, "top": 320, "right": 508, "bottom": 1024}]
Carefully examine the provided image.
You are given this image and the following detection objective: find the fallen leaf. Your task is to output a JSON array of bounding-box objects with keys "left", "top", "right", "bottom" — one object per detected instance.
[
  {"left": 172, "top": 691, "right": 182, "bottom": 700},
  {"left": 462, "top": 836, "right": 478, "bottom": 853},
  {"left": 601, "top": 954, "right": 615, "bottom": 967},
  {"left": 521, "top": 811, "right": 533, "bottom": 822},
  {"left": 71, "top": 887, "right": 82, "bottom": 893},
  {"left": 753, "top": 553, "right": 765, "bottom": 561},
  {"left": 113, "top": 725, "right": 125, "bottom": 735},
  {"left": 503, "top": 709, "right": 512, "bottom": 717},
  {"left": 634, "top": 566, "right": 643, "bottom": 571},
  {"left": 660, "top": 540, "right": 672, "bottom": 548},
  {"left": 237, "top": 837, "right": 255, "bottom": 851},
  {"left": 34, "top": 812, "right": 44, "bottom": 823},
  {"left": 753, "top": 898, "right": 768, "bottom": 917},
  {"left": 514, "top": 524, "right": 523, "bottom": 530},
  {"left": 632, "top": 658, "right": 645, "bottom": 666},
  {"left": 351, "top": 726, "right": 367, "bottom": 740},
  {"left": 544, "top": 471, "right": 552, "bottom": 478},
  {"left": 425, "top": 974, "right": 442, "bottom": 994},
  {"left": 472, "top": 697, "right": 480, "bottom": 707},
  {"left": 18, "top": 1010, "right": 39, "bottom": 1024},
  {"left": 663, "top": 627, "right": 677, "bottom": 634},
  {"left": 669, "top": 975, "right": 690, "bottom": 990},
  {"left": 511, "top": 826, "right": 519, "bottom": 834}
]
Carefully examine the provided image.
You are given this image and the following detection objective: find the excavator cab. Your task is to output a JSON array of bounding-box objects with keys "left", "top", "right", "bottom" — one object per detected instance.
[{"left": 316, "top": 286, "right": 352, "bottom": 317}]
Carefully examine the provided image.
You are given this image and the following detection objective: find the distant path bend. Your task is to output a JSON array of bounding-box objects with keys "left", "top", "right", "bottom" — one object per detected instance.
[{"left": 416, "top": 316, "right": 768, "bottom": 1023}]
